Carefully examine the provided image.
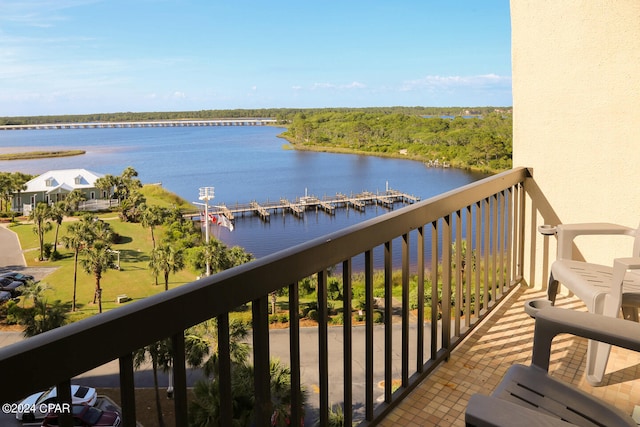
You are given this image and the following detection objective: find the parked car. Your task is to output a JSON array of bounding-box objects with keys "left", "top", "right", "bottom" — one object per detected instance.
[
  {"left": 0, "top": 290, "right": 10, "bottom": 303},
  {"left": 0, "top": 277, "right": 23, "bottom": 296},
  {"left": 0, "top": 271, "right": 34, "bottom": 283},
  {"left": 15, "top": 385, "right": 98, "bottom": 422},
  {"left": 41, "top": 404, "right": 121, "bottom": 427}
]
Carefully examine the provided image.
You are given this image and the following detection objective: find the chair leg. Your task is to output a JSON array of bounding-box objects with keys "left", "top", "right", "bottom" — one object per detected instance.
[
  {"left": 622, "top": 305, "right": 639, "bottom": 322},
  {"left": 585, "top": 340, "right": 611, "bottom": 386},
  {"left": 548, "top": 272, "right": 559, "bottom": 305}
]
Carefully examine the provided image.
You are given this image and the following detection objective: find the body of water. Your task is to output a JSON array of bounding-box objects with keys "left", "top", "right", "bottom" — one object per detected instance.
[{"left": 0, "top": 126, "right": 489, "bottom": 264}]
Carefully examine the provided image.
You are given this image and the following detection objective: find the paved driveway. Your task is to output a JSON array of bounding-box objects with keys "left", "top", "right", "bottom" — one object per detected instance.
[{"left": 0, "top": 224, "right": 26, "bottom": 270}]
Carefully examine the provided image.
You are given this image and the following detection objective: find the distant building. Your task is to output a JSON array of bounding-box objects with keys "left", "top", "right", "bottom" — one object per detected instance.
[{"left": 13, "top": 168, "right": 114, "bottom": 214}]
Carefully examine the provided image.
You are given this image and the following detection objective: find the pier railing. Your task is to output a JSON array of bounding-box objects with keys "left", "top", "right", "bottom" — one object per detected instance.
[{"left": 0, "top": 167, "right": 532, "bottom": 426}]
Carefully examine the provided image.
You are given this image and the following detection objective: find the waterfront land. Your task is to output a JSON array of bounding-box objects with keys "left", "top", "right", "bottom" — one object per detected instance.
[
  {"left": 0, "top": 150, "right": 85, "bottom": 160},
  {"left": 0, "top": 107, "right": 513, "bottom": 173}
]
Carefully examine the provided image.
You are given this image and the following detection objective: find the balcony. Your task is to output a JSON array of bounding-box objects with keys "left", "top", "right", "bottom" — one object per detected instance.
[{"left": 1, "top": 167, "right": 638, "bottom": 426}]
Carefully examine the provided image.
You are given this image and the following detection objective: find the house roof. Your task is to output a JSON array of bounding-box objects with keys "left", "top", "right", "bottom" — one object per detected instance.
[{"left": 23, "top": 169, "right": 105, "bottom": 194}]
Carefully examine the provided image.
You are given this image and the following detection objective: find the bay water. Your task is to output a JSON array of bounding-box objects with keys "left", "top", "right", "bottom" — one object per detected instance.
[{"left": 0, "top": 126, "right": 489, "bottom": 266}]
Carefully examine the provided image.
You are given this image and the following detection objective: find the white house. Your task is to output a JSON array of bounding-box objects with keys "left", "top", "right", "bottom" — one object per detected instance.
[{"left": 13, "top": 168, "right": 112, "bottom": 214}]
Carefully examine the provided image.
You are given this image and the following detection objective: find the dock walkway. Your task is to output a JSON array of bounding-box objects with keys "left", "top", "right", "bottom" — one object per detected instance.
[{"left": 206, "top": 189, "right": 420, "bottom": 223}]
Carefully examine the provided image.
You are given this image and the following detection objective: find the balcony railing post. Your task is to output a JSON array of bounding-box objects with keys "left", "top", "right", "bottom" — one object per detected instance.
[
  {"left": 342, "top": 260, "right": 353, "bottom": 426},
  {"left": 455, "top": 210, "right": 463, "bottom": 336},
  {"left": 171, "top": 332, "right": 188, "bottom": 426},
  {"left": 317, "top": 269, "right": 329, "bottom": 425},
  {"left": 365, "top": 249, "right": 374, "bottom": 421},
  {"left": 56, "top": 379, "right": 72, "bottom": 427},
  {"left": 416, "top": 226, "right": 425, "bottom": 372},
  {"left": 384, "top": 240, "right": 393, "bottom": 402},
  {"left": 252, "top": 296, "right": 271, "bottom": 425},
  {"left": 118, "top": 353, "right": 136, "bottom": 427},
  {"left": 431, "top": 221, "right": 439, "bottom": 360},
  {"left": 216, "top": 313, "right": 232, "bottom": 423},
  {"left": 402, "top": 232, "right": 410, "bottom": 387},
  {"left": 442, "top": 215, "right": 452, "bottom": 356},
  {"left": 288, "top": 282, "right": 302, "bottom": 427}
]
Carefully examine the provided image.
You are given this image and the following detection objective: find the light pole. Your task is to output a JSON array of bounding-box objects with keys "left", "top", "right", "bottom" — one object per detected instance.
[{"left": 196, "top": 186, "right": 215, "bottom": 276}]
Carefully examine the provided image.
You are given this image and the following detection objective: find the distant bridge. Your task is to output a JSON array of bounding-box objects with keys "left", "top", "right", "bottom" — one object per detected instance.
[{"left": 0, "top": 118, "right": 277, "bottom": 131}]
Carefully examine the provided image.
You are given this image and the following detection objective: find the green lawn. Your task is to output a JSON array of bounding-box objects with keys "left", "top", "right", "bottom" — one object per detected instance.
[{"left": 9, "top": 187, "right": 202, "bottom": 322}]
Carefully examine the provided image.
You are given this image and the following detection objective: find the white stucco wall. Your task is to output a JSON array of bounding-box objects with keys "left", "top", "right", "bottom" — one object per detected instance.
[{"left": 511, "top": 0, "right": 640, "bottom": 277}]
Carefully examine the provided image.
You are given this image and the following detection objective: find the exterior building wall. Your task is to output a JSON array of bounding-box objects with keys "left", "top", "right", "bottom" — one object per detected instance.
[{"left": 511, "top": 0, "right": 640, "bottom": 285}]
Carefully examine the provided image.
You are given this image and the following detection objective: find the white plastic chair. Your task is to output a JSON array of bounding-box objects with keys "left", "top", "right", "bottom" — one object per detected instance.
[
  {"left": 466, "top": 308, "right": 640, "bottom": 426},
  {"left": 546, "top": 222, "right": 640, "bottom": 385}
]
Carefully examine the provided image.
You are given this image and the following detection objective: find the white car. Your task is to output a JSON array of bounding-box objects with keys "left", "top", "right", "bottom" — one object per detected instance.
[{"left": 15, "top": 385, "right": 98, "bottom": 422}]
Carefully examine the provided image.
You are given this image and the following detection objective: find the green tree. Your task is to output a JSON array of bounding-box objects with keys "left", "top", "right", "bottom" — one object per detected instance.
[
  {"left": 141, "top": 204, "right": 168, "bottom": 285},
  {"left": 20, "top": 280, "right": 51, "bottom": 307},
  {"left": 80, "top": 240, "right": 116, "bottom": 313},
  {"left": 184, "top": 318, "right": 250, "bottom": 378},
  {"left": 21, "top": 299, "right": 68, "bottom": 338},
  {"left": 188, "top": 359, "right": 306, "bottom": 427},
  {"left": 149, "top": 243, "right": 185, "bottom": 291},
  {"left": 134, "top": 339, "right": 171, "bottom": 427},
  {"left": 62, "top": 215, "right": 95, "bottom": 311},
  {"left": 94, "top": 174, "right": 117, "bottom": 200},
  {"left": 0, "top": 171, "right": 30, "bottom": 213},
  {"left": 65, "top": 189, "right": 87, "bottom": 212},
  {"left": 48, "top": 200, "right": 69, "bottom": 253},
  {"left": 29, "top": 202, "right": 52, "bottom": 261}
]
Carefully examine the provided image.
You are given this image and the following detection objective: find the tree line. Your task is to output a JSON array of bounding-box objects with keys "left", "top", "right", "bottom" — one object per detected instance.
[
  {"left": 281, "top": 110, "right": 513, "bottom": 172},
  {"left": 0, "top": 106, "right": 510, "bottom": 126}
]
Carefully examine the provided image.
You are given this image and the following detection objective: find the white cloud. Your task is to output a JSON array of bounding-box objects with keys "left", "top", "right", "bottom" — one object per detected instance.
[
  {"left": 310, "top": 81, "right": 367, "bottom": 91},
  {"left": 0, "top": 0, "right": 102, "bottom": 28},
  {"left": 400, "top": 74, "right": 512, "bottom": 92}
]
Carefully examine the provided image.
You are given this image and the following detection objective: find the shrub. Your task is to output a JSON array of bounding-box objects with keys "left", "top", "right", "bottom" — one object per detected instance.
[
  {"left": 373, "top": 310, "right": 384, "bottom": 323},
  {"left": 307, "top": 309, "right": 319, "bottom": 322},
  {"left": 301, "top": 301, "right": 318, "bottom": 318},
  {"left": 43, "top": 243, "right": 53, "bottom": 260},
  {"left": 331, "top": 313, "right": 344, "bottom": 325}
]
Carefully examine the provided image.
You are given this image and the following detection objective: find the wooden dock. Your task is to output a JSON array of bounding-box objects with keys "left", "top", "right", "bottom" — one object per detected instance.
[{"left": 203, "top": 188, "right": 420, "bottom": 223}]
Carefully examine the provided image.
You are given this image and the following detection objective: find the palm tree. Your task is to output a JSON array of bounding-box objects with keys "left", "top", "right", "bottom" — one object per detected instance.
[
  {"left": 62, "top": 216, "right": 94, "bottom": 311},
  {"left": 65, "top": 189, "right": 86, "bottom": 213},
  {"left": 141, "top": 204, "right": 168, "bottom": 285},
  {"left": 184, "top": 318, "right": 250, "bottom": 378},
  {"left": 134, "top": 339, "right": 171, "bottom": 427},
  {"left": 48, "top": 200, "right": 68, "bottom": 253},
  {"left": 0, "top": 171, "right": 30, "bottom": 213},
  {"left": 20, "top": 280, "right": 51, "bottom": 307},
  {"left": 94, "top": 175, "right": 117, "bottom": 201},
  {"left": 149, "top": 243, "right": 185, "bottom": 291},
  {"left": 80, "top": 240, "right": 116, "bottom": 313},
  {"left": 29, "top": 202, "right": 52, "bottom": 261},
  {"left": 188, "top": 358, "right": 306, "bottom": 427},
  {"left": 22, "top": 299, "right": 68, "bottom": 338}
]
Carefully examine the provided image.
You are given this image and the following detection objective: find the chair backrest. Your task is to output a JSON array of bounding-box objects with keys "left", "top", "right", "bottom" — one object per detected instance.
[{"left": 633, "top": 223, "right": 640, "bottom": 257}]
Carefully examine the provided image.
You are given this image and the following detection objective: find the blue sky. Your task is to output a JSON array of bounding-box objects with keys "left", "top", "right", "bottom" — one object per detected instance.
[{"left": 0, "top": 1, "right": 512, "bottom": 116}]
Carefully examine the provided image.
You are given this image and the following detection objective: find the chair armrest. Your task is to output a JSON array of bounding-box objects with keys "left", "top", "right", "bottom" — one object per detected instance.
[
  {"left": 556, "top": 223, "right": 635, "bottom": 260},
  {"left": 466, "top": 395, "right": 571, "bottom": 427},
  {"left": 531, "top": 307, "right": 640, "bottom": 371}
]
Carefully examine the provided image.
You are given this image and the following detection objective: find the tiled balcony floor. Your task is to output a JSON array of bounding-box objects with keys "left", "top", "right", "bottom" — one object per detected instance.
[{"left": 378, "top": 285, "right": 640, "bottom": 426}]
